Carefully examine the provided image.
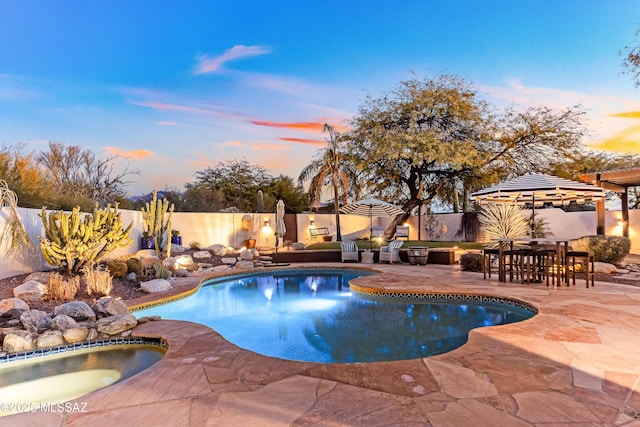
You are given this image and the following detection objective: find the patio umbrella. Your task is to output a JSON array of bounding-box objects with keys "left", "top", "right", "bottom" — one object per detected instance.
[
  {"left": 340, "top": 198, "right": 406, "bottom": 249},
  {"left": 273, "top": 199, "right": 289, "bottom": 266},
  {"left": 470, "top": 172, "right": 605, "bottom": 237}
]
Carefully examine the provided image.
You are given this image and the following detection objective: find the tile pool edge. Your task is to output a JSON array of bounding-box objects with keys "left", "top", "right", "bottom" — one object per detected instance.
[
  {"left": 348, "top": 283, "right": 538, "bottom": 315},
  {"left": 0, "top": 337, "right": 168, "bottom": 364}
]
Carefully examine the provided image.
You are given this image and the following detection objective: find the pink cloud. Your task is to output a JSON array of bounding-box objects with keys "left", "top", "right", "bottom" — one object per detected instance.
[
  {"left": 130, "top": 100, "right": 243, "bottom": 120},
  {"left": 194, "top": 45, "right": 270, "bottom": 74},
  {"left": 104, "top": 146, "right": 154, "bottom": 159},
  {"left": 278, "top": 137, "right": 325, "bottom": 146}
]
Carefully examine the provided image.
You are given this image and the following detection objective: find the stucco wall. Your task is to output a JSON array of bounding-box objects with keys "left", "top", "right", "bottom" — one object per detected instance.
[{"left": 1, "top": 206, "right": 638, "bottom": 279}]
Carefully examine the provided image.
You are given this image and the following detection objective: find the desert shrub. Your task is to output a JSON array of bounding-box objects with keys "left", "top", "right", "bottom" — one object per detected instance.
[
  {"left": 460, "top": 253, "right": 484, "bottom": 272},
  {"left": 106, "top": 260, "right": 128, "bottom": 278},
  {"left": 82, "top": 266, "right": 113, "bottom": 297},
  {"left": 46, "top": 272, "right": 80, "bottom": 301},
  {"left": 572, "top": 235, "right": 631, "bottom": 265},
  {"left": 189, "top": 241, "right": 201, "bottom": 250},
  {"left": 126, "top": 257, "right": 144, "bottom": 275},
  {"left": 153, "top": 263, "right": 171, "bottom": 280}
]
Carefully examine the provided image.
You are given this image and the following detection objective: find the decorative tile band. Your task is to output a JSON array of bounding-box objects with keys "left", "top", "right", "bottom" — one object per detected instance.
[
  {"left": 0, "top": 337, "right": 167, "bottom": 364},
  {"left": 349, "top": 284, "right": 538, "bottom": 315}
]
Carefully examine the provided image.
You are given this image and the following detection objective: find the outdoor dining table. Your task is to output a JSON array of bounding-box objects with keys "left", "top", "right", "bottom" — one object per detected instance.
[{"left": 493, "top": 237, "right": 575, "bottom": 285}]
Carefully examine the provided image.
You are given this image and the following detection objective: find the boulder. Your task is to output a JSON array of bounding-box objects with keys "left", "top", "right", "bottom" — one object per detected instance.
[
  {"left": 291, "top": 242, "right": 306, "bottom": 250},
  {"left": 0, "top": 297, "right": 29, "bottom": 316},
  {"left": 235, "top": 260, "right": 255, "bottom": 269},
  {"left": 37, "top": 330, "right": 65, "bottom": 349},
  {"left": 140, "top": 278, "right": 173, "bottom": 293},
  {"left": 162, "top": 256, "right": 176, "bottom": 270},
  {"left": 20, "top": 309, "right": 51, "bottom": 335},
  {"left": 54, "top": 301, "right": 96, "bottom": 322},
  {"left": 135, "top": 249, "right": 159, "bottom": 260},
  {"left": 174, "top": 254, "right": 194, "bottom": 268},
  {"left": 93, "top": 297, "right": 129, "bottom": 318},
  {"left": 24, "top": 271, "right": 51, "bottom": 284},
  {"left": 209, "top": 244, "right": 227, "bottom": 256},
  {"left": 240, "top": 251, "right": 254, "bottom": 261},
  {"left": 13, "top": 280, "right": 47, "bottom": 302},
  {"left": 63, "top": 327, "right": 89, "bottom": 343},
  {"left": 192, "top": 250, "right": 211, "bottom": 259},
  {"left": 49, "top": 314, "right": 80, "bottom": 330},
  {"left": 96, "top": 313, "right": 138, "bottom": 335},
  {"left": 594, "top": 262, "right": 618, "bottom": 274},
  {"left": 170, "top": 244, "right": 186, "bottom": 253},
  {"left": 126, "top": 272, "right": 138, "bottom": 282},
  {"left": 221, "top": 257, "right": 237, "bottom": 265},
  {"left": 213, "top": 265, "right": 232, "bottom": 272},
  {"left": 3, "top": 330, "right": 35, "bottom": 352},
  {"left": 174, "top": 268, "right": 191, "bottom": 277}
]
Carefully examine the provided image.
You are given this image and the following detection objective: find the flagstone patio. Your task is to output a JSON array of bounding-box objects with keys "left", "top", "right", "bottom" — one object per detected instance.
[{"left": 8, "top": 262, "right": 640, "bottom": 426}]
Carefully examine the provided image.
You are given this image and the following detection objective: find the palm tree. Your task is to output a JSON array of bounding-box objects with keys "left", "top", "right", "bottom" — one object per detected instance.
[{"left": 298, "top": 124, "right": 356, "bottom": 241}]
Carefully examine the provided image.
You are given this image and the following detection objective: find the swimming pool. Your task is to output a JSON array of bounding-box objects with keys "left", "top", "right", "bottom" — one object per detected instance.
[{"left": 135, "top": 269, "right": 535, "bottom": 363}]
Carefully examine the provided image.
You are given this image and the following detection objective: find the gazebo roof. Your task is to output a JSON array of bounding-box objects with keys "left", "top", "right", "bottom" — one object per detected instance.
[{"left": 579, "top": 167, "right": 640, "bottom": 192}]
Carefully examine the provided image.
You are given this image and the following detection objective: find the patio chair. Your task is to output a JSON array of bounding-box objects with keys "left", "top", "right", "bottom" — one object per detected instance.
[
  {"left": 340, "top": 241, "right": 359, "bottom": 262},
  {"left": 379, "top": 240, "right": 404, "bottom": 264},
  {"left": 371, "top": 226, "right": 385, "bottom": 240},
  {"left": 395, "top": 226, "right": 409, "bottom": 240}
]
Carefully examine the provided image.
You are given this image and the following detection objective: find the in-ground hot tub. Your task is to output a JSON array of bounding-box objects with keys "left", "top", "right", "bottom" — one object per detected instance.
[{"left": 0, "top": 338, "right": 166, "bottom": 416}]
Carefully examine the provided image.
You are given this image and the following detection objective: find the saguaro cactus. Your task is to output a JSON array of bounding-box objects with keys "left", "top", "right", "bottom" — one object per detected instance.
[
  {"left": 39, "top": 204, "right": 133, "bottom": 274},
  {"left": 141, "top": 190, "right": 174, "bottom": 257},
  {"left": 257, "top": 190, "right": 264, "bottom": 213}
]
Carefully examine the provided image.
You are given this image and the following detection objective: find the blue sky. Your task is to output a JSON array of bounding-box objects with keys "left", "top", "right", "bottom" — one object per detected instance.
[{"left": 1, "top": 0, "right": 639, "bottom": 195}]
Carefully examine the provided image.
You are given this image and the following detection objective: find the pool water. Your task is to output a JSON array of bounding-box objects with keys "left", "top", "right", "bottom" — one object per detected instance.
[
  {"left": 135, "top": 269, "right": 534, "bottom": 363},
  {"left": 0, "top": 344, "right": 165, "bottom": 415}
]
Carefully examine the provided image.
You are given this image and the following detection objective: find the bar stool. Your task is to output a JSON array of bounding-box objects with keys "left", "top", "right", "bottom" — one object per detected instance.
[
  {"left": 483, "top": 248, "right": 500, "bottom": 279},
  {"left": 565, "top": 251, "right": 595, "bottom": 288}
]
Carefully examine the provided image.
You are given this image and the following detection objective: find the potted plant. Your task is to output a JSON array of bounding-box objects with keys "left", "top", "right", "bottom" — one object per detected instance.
[
  {"left": 140, "top": 230, "right": 155, "bottom": 250},
  {"left": 171, "top": 229, "right": 182, "bottom": 246},
  {"left": 241, "top": 214, "right": 257, "bottom": 249}
]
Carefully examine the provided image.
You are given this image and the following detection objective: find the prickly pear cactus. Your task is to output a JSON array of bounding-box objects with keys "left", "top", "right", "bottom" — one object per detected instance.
[
  {"left": 141, "top": 190, "right": 174, "bottom": 257},
  {"left": 39, "top": 204, "right": 133, "bottom": 274}
]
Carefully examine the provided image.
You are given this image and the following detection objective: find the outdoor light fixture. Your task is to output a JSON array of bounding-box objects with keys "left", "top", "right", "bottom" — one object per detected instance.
[
  {"left": 310, "top": 219, "right": 315, "bottom": 226},
  {"left": 264, "top": 219, "right": 269, "bottom": 227}
]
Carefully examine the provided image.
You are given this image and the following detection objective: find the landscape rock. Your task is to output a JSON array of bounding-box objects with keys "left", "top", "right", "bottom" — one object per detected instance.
[
  {"left": 213, "top": 265, "right": 232, "bottom": 272},
  {"left": 95, "top": 313, "right": 138, "bottom": 335},
  {"left": 235, "top": 260, "right": 255, "bottom": 269},
  {"left": 54, "top": 301, "right": 96, "bottom": 322},
  {"left": 241, "top": 251, "right": 254, "bottom": 261},
  {"left": 162, "top": 257, "right": 176, "bottom": 269},
  {"left": 3, "top": 330, "right": 35, "bottom": 352},
  {"left": 135, "top": 249, "right": 159, "bottom": 260},
  {"left": 140, "top": 278, "right": 173, "bottom": 293},
  {"left": 170, "top": 244, "right": 186, "bottom": 253},
  {"left": 86, "top": 328, "right": 99, "bottom": 341},
  {"left": 36, "top": 330, "right": 64, "bottom": 348},
  {"left": 192, "top": 250, "right": 211, "bottom": 259},
  {"left": 174, "top": 254, "right": 194, "bottom": 268},
  {"left": 20, "top": 309, "right": 51, "bottom": 335},
  {"left": 63, "top": 327, "right": 89, "bottom": 343},
  {"left": 13, "top": 280, "right": 48, "bottom": 302},
  {"left": 594, "top": 262, "right": 618, "bottom": 274},
  {"left": 49, "top": 314, "right": 80, "bottom": 331},
  {"left": 221, "top": 257, "right": 237, "bottom": 265},
  {"left": 209, "top": 244, "right": 227, "bottom": 256},
  {"left": 174, "top": 268, "right": 191, "bottom": 277},
  {"left": 291, "top": 242, "right": 306, "bottom": 250},
  {"left": 0, "top": 297, "right": 29, "bottom": 316},
  {"left": 126, "top": 272, "right": 138, "bottom": 282},
  {"left": 93, "top": 297, "right": 129, "bottom": 318},
  {"left": 24, "top": 272, "right": 51, "bottom": 284}
]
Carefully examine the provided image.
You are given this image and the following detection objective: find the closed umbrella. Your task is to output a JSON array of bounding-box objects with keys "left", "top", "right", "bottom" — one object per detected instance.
[
  {"left": 470, "top": 172, "right": 605, "bottom": 237},
  {"left": 273, "top": 199, "right": 289, "bottom": 266},
  {"left": 340, "top": 198, "right": 405, "bottom": 249}
]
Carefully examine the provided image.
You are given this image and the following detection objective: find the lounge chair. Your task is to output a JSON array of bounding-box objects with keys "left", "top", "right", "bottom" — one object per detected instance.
[
  {"left": 395, "top": 225, "right": 409, "bottom": 240},
  {"left": 371, "top": 226, "right": 385, "bottom": 240},
  {"left": 379, "top": 240, "right": 404, "bottom": 263},
  {"left": 340, "top": 241, "right": 359, "bottom": 262}
]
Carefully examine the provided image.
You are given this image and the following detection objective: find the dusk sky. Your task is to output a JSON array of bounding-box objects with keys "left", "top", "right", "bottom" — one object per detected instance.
[{"left": 1, "top": 1, "right": 639, "bottom": 195}]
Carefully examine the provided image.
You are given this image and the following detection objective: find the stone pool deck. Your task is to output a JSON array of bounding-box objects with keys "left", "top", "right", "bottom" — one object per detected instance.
[{"left": 9, "top": 262, "right": 640, "bottom": 426}]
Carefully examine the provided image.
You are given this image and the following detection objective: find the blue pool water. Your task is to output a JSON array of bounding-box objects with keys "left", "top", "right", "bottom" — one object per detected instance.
[{"left": 135, "top": 269, "right": 534, "bottom": 363}]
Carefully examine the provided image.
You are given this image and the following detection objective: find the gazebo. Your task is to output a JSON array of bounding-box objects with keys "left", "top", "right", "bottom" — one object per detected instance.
[{"left": 579, "top": 167, "right": 640, "bottom": 237}]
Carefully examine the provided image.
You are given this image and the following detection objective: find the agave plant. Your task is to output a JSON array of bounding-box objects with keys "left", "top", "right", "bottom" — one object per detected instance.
[{"left": 478, "top": 203, "right": 530, "bottom": 249}]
